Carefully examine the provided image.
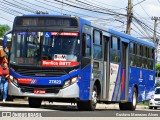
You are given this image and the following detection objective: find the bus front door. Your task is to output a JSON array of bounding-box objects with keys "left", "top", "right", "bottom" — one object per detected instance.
[{"left": 102, "top": 35, "right": 110, "bottom": 100}]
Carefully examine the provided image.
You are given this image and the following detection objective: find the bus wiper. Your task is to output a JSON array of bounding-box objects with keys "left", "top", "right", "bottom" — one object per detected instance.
[
  {"left": 54, "top": 29, "right": 63, "bottom": 39},
  {"left": 52, "top": 29, "right": 63, "bottom": 47}
]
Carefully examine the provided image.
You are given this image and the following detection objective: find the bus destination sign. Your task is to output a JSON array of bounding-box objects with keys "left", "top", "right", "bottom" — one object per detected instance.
[{"left": 15, "top": 17, "right": 78, "bottom": 27}]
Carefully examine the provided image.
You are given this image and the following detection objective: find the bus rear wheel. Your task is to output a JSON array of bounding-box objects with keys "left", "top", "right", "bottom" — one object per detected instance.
[
  {"left": 119, "top": 88, "right": 137, "bottom": 110},
  {"left": 154, "top": 107, "right": 157, "bottom": 109},
  {"left": 28, "top": 97, "right": 42, "bottom": 108},
  {"left": 77, "top": 85, "right": 98, "bottom": 111},
  {"left": 128, "top": 88, "right": 137, "bottom": 110}
]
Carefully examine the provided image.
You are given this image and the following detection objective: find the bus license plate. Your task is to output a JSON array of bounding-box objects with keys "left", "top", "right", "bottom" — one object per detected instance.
[{"left": 34, "top": 89, "right": 46, "bottom": 94}]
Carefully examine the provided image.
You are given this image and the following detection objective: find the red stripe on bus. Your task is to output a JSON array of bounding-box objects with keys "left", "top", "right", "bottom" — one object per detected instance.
[
  {"left": 121, "top": 69, "right": 125, "bottom": 93},
  {"left": 42, "top": 60, "right": 79, "bottom": 67}
]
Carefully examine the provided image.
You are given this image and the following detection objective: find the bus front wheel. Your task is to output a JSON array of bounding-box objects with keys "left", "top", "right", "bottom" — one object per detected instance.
[
  {"left": 28, "top": 97, "right": 42, "bottom": 108},
  {"left": 77, "top": 85, "right": 98, "bottom": 111}
]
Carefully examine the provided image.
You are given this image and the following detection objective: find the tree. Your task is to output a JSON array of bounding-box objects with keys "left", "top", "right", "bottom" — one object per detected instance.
[
  {"left": 156, "top": 64, "right": 160, "bottom": 87},
  {"left": 0, "top": 24, "right": 10, "bottom": 38},
  {"left": 156, "top": 64, "right": 160, "bottom": 71},
  {"left": 155, "top": 82, "right": 160, "bottom": 88}
]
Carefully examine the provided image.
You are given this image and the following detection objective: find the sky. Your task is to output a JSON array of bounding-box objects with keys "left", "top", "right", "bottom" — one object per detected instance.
[{"left": 0, "top": 0, "right": 160, "bottom": 39}]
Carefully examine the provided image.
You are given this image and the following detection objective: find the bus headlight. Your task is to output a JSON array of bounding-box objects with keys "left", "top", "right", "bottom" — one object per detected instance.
[
  {"left": 63, "top": 80, "right": 71, "bottom": 88},
  {"left": 71, "top": 77, "right": 78, "bottom": 83},
  {"left": 10, "top": 75, "right": 18, "bottom": 86},
  {"left": 10, "top": 75, "right": 14, "bottom": 80},
  {"left": 63, "top": 77, "right": 78, "bottom": 88}
]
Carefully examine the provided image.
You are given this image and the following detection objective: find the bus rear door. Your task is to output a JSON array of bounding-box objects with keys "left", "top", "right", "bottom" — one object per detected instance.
[{"left": 120, "top": 39, "right": 129, "bottom": 101}]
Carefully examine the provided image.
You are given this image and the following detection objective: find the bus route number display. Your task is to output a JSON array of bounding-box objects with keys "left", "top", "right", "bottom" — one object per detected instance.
[{"left": 15, "top": 17, "right": 78, "bottom": 27}]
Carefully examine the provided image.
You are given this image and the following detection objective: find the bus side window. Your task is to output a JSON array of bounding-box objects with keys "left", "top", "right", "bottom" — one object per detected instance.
[
  {"left": 82, "top": 33, "right": 86, "bottom": 56},
  {"left": 110, "top": 36, "right": 120, "bottom": 63},
  {"left": 82, "top": 33, "right": 91, "bottom": 57}
]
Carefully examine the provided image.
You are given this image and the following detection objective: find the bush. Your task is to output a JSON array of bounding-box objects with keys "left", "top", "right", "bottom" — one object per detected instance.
[{"left": 154, "top": 82, "right": 160, "bottom": 88}]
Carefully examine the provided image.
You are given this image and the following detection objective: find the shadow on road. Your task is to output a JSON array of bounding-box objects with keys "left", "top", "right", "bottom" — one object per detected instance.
[{"left": 0, "top": 102, "right": 121, "bottom": 112}]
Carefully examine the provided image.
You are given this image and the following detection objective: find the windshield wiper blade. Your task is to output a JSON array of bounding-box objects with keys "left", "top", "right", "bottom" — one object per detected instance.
[
  {"left": 52, "top": 29, "right": 63, "bottom": 47},
  {"left": 54, "top": 29, "right": 63, "bottom": 38}
]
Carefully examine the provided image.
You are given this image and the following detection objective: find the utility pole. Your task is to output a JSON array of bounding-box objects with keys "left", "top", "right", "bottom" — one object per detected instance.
[
  {"left": 61, "top": 0, "right": 63, "bottom": 14},
  {"left": 152, "top": 16, "right": 160, "bottom": 63},
  {"left": 126, "top": 0, "right": 133, "bottom": 35}
]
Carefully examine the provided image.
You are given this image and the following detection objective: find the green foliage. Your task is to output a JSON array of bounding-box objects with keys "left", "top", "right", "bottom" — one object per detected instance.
[
  {"left": 156, "top": 64, "right": 160, "bottom": 71},
  {"left": 155, "top": 82, "right": 160, "bottom": 87},
  {"left": 0, "top": 24, "right": 10, "bottom": 38}
]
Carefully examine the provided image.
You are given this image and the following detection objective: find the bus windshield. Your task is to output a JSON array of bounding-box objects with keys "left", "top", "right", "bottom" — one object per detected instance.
[{"left": 10, "top": 32, "right": 80, "bottom": 66}]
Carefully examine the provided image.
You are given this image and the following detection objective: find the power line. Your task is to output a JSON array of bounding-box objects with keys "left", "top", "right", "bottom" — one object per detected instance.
[
  {"left": 0, "top": 2, "right": 24, "bottom": 14},
  {"left": 42, "top": 0, "right": 127, "bottom": 23},
  {"left": 73, "top": 0, "right": 125, "bottom": 13},
  {"left": 0, "top": 0, "right": 156, "bottom": 41},
  {"left": 12, "top": 0, "right": 39, "bottom": 12},
  {"left": 132, "top": 21, "right": 151, "bottom": 38},
  {"left": 0, "top": 16, "right": 13, "bottom": 22},
  {"left": 0, "top": 8, "right": 19, "bottom": 16},
  {"left": 135, "top": 0, "right": 150, "bottom": 18},
  {"left": 133, "top": 16, "right": 160, "bottom": 35},
  {"left": 38, "top": 0, "right": 115, "bottom": 20},
  {"left": 133, "top": 0, "right": 147, "bottom": 7},
  {"left": 52, "top": 0, "right": 127, "bottom": 16},
  {"left": 66, "top": 0, "right": 127, "bottom": 21},
  {"left": 133, "top": 20, "right": 152, "bottom": 38},
  {"left": 91, "top": 0, "right": 126, "bottom": 10},
  {"left": 134, "top": 12, "right": 152, "bottom": 25},
  {"left": 21, "top": 0, "right": 62, "bottom": 14},
  {"left": 3, "top": 0, "right": 35, "bottom": 13},
  {"left": 1, "top": 0, "right": 127, "bottom": 29}
]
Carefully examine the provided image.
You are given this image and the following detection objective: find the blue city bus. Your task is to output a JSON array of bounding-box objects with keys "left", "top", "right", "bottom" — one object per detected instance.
[{"left": 3, "top": 14, "right": 155, "bottom": 110}]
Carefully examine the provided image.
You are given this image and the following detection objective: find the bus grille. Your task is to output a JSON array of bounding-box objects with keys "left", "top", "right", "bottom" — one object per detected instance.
[
  {"left": 19, "top": 85, "right": 62, "bottom": 94},
  {"left": 15, "top": 69, "right": 67, "bottom": 77}
]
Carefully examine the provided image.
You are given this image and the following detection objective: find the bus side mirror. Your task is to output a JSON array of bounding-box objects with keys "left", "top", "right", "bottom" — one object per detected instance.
[{"left": 3, "top": 30, "right": 12, "bottom": 55}]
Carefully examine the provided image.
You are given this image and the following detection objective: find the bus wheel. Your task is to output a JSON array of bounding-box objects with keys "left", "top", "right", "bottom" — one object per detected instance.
[
  {"left": 154, "top": 107, "right": 157, "bottom": 109},
  {"left": 127, "top": 88, "right": 137, "bottom": 110},
  {"left": 119, "top": 102, "right": 128, "bottom": 110},
  {"left": 89, "top": 85, "right": 98, "bottom": 110},
  {"left": 149, "top": 106, "right": 153, "bottom": 109},
  {"left": 77, "top": 85, "right": 98, "bottom": 111},
  {"left": 77, "top": 101, "right": 87, "bottom": 110},
  {"left": 119, "top": 88, "right": 137, "bottom": 110},
  {"left": 28, "top": 97, "right": 42, "bottom": 108}
]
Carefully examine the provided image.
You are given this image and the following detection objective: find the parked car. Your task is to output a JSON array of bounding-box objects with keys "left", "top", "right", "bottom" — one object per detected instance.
[{"left": 149, "top": 87, "right": 160, "bottom": 109}]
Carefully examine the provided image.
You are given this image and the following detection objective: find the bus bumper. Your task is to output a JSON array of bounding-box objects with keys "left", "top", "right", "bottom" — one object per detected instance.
[{"left": 8, "top": 82, "right": 79, "bottom": 98}]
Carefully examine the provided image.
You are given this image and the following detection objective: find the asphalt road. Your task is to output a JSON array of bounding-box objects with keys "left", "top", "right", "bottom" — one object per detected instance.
[
  {"left": 0, "top": 100, "right": 160, "bottom": 119},
  {"left": 0, "top": 100, "right": 160, "bottom": 113}
]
